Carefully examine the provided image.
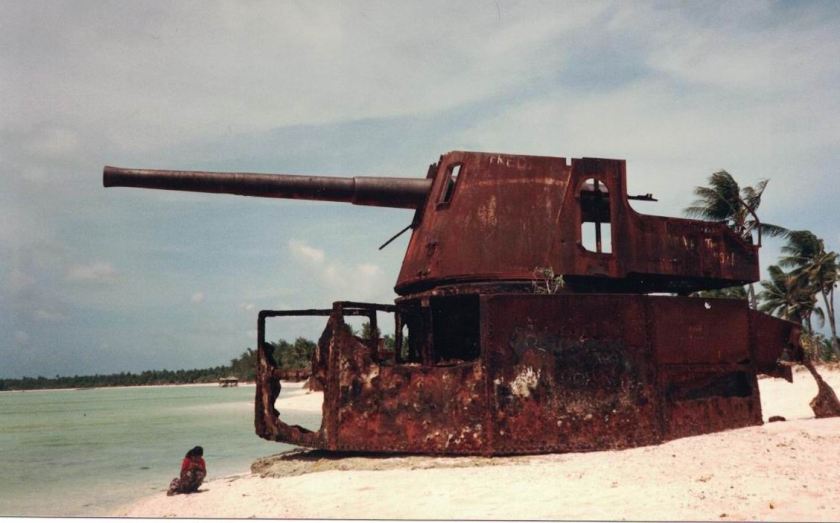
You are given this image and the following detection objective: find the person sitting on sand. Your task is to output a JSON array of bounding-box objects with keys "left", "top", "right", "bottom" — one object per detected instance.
[{"left": 167, "top": 446, "right": 206, "bottom": 496}]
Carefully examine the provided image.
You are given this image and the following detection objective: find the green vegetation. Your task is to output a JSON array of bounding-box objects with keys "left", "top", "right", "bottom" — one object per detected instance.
[
  {"left": 0, "top": 338, "right": 316, "bottom": 391},
  {"left": 532, "top": 266, "right": 565, "bottom": 294},
  {"left": 8, "top": 168, "right": 840, "bottom": 393},
  {"left": 685, "top": 170, "right": 788, "bottom": 308},
  {"left": 692, "top": 286, "right": 748, "bottom": 301},
  {"left": 0, "top": 367, "right": 232, "bottom": 391},
  {"left": 269, "top": 337, "right": 317, "bottom": 371},
  {"left": 0, "top": 321, "right": 401, "bottom": 391},
  {"left": 778, "top": 230, "right": 839, "bottom": 359},
  {"left": 354, "top": 322, "right": 396, "bottom": 351},
  {"left": 685, "top": 171, "right": 839, "bottom": 362},
  {"left": 758, "top": 265, "right": 822, "bottom": 330}
]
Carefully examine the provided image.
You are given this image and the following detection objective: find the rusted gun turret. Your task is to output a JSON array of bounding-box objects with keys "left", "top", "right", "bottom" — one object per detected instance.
[
  {"left": 106, "top": 153, "right": 760, "bottom": 295},
  {"left": 104, "top": 151, "right": 804, "bottom": 456}
]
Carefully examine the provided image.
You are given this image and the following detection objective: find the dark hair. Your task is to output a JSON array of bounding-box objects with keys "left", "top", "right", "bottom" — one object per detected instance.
[{"left": 185, "top": 446, "right": 203, "bottom": 458}]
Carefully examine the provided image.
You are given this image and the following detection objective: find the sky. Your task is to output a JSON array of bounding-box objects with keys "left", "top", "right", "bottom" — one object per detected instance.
[{"left": 2, "top": 0, "right": 839, "bottom": 378}]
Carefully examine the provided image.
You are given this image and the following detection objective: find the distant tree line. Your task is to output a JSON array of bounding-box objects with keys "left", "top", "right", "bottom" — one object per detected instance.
[
  {"left": 1, "top": 324, "right": 399, "bottom": 391},
  {"left": 269, "top": 337, "right": 317, "bottom": 371},
  {"left": 0, "top": 337, "right": 316, "bottom": 391}
]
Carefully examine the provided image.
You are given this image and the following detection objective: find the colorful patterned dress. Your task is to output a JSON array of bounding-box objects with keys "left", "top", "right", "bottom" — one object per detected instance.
[{"left": 166, "top": 456, "right": 206, "bottom": 495}]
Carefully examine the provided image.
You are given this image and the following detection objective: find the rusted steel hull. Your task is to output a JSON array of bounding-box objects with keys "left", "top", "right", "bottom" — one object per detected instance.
[
  {"left": 255, "top": 294, "right": 798, "bottom": 455},
  {"left": 104, "top": 151, "right": 805, "bottom": 455}
]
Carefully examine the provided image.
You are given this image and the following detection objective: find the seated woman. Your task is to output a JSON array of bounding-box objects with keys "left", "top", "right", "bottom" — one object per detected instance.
[{"left": 167, "top": 446, "right": 206, "bottom": 495}]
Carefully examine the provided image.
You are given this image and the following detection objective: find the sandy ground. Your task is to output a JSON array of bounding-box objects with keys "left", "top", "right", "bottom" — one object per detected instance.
[{"left": 115, "top": 368, "right": 840, "bottom": 520}]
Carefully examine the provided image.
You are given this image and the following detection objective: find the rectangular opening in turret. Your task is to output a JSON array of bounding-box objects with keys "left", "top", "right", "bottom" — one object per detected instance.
[
  {"left": 438, "top": 163, "right": 462, "bottom": 206},
  {"left": 431, "top": 295, "right": 480, "bottom": 364},
  {"left": 580, "top": 177, "right": 613, "bottom": 254},
  {"left": 394, "top": 296, "right": 481, "bottom": 365}
]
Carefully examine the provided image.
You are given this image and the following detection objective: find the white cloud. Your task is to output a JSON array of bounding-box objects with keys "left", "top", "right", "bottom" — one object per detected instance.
[
  {"left": 33, "top": 309, "right": 66, "bottom": 322},
  {"left": 287, "top": 239, "right": 387, "bottom": 301},
  {"left": 240, "top": 303, "right": 256, "bottom": 311},
  {"left": 633, "top": 7, "right": 840, "bottom": 94},
  {"left": 7, "top": 269, "right": 36, "bottom": 293},
  {"left": 65, "top": 261, "right": 118, "bottom": 283},
  {"left": 288, "top": 240, "right": 325, "bottom": 264},
  {"left": 4, "top": 1, "right": 840, "bottom": 374},
  {"left": 191, "top": 291, "right": 206, "bottom": 304},
  {"left": 322, "top": 262, "right": 383, "bottom": 291},
  {"left": 457, "top": 67, "right": 839, "bottom": 220},
  {"left": 0, "top": 1, "right": 606, "bottom": 152},
  {"left": 22, "top": 125, "right": 81, "bottom": 158},
  {"left": 14, "top": 331, "right": 30, "bottom": 345}
]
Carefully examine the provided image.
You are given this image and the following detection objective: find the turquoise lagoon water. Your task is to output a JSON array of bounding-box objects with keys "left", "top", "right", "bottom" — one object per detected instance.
[{"left": 0, "top": 384, "right": 320, "bottom": 516}]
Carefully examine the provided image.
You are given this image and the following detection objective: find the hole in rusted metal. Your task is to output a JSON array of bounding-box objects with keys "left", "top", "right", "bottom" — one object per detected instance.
[
  {"left": 431, "top": 295, "right": 480, "bottom": 364},
  {"left": 438, "top": 163, "right": 462, "bottom": 205},
  {"left": 580, "top": 178, "right": 612, "bottom": 254},
  {"left": 667, "top": 371, "right": 752, "bottom": 401}
]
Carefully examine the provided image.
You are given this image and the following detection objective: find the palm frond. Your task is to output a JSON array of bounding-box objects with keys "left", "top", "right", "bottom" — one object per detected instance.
[
  {"left": 684, "top": 205, "right": 728, "bottom": 221},
  {"left": 780, "top": 230, "right": 822, "bottom": 268},
  {"left": 758, "top": 222, "right": 790, "bottom": 239},
  {"left": 685, "top": 175, "right": 741, "bottom": 222},
  {"left": 741, "top": 179, "right": 768, "bottom": 210},
  {"left": 757, "top": 264, "right": 822, "bottom": 325}
]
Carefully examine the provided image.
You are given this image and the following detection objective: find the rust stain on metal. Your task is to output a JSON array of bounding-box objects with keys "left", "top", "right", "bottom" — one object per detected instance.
[{"left": 104, "top": 151, "right": 808, "bottom": 455}]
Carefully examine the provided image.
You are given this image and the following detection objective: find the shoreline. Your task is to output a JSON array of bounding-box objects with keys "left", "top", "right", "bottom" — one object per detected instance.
[
  {"left": 0, "top": 381, "right": 260, "bottom": 393},
  {"left": 114, "top": 369, "right": 840, "bottom": 520},
  {"left": 4, "top": 362, "right": 832, "bottom": 394},
  {"left": 6, "top": 362, "right": 835, "bottom": 394}
]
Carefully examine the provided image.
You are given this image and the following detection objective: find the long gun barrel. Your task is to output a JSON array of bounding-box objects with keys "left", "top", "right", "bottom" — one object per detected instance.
[{"left": 103, "top": 166, "right": 432, "bottom": 209}]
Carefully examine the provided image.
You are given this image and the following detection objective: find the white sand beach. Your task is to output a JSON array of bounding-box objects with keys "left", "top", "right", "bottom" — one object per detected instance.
[{"left": 115, "top": 367, "right": 840, "bottom": 520}]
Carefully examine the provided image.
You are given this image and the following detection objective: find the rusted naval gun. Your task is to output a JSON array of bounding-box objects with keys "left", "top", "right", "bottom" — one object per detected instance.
[{"left": 104, "top": 151, "right": 803, "bottom": 455}]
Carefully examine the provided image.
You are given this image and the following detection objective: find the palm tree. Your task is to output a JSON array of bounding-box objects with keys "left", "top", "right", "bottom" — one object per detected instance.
[
  {"left": 685, "top": 171, "right": 789, "bottom": 308},
  {"left": 779, "top": 230, "right": 840, "bottom": 359},
  {"left": 758, "top": 265, "right": 823, "bottom": 331}
]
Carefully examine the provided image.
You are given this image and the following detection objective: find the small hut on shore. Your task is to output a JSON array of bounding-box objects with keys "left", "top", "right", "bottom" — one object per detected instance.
[{"left": 218, "top": 376, "right": 239, "bottom": 387}]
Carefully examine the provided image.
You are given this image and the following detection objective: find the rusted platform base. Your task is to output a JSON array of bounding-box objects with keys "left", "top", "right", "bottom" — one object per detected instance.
[{"left": 255, "top": 294, "right": 799, "bottom": 455}]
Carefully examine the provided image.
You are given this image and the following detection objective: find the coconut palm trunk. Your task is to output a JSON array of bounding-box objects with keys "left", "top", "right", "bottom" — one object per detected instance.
[
  {"left": 800, "top": 357, "right": 840, "bottom": 417},
  {"left": 778, "top": 230, "right": 839, "bottom": 360},
  {"left": 747, "top": 283, "right": 757, "bottom": 310},
  {"left": 820, "top": 285, "right": 840, "bottom": 359}
]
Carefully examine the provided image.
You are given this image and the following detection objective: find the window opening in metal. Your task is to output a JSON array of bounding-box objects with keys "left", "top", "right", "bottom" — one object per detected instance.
[
  {"left": 438, "top": 163, "right": 462, "bottom": 205},
  {"left": 431, "top": 295, "right": 480, "bottom": 364},
  {"left": 580, "top": 178, "right": 612, "bottom": 254}
]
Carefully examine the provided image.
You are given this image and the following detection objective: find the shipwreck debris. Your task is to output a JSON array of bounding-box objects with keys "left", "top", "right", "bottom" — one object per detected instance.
[
  {"left": 105, "top": 150, "right": 812, "bottom": 455},
  {"left": 801, "top": 360, "right": 840, "bottom": 418}
]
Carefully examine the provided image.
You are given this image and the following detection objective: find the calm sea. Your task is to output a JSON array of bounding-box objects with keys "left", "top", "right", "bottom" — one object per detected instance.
[{"left": 0, "top": 383, "right": 320, "bottom": 516}]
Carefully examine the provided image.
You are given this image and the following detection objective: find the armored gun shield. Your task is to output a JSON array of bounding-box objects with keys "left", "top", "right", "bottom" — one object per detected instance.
[{"left": 105, "top": 150, "right": 802, "bottom": 455}]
